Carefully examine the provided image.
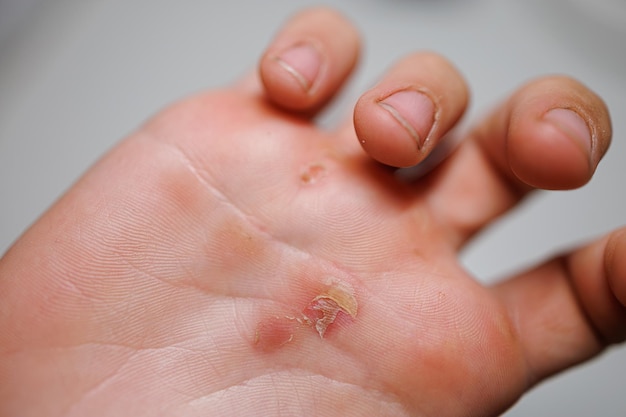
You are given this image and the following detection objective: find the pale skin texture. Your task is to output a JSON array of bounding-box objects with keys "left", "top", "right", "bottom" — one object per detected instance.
[{"left": 1, "top": 7, "right": 624, "bottom": 417}]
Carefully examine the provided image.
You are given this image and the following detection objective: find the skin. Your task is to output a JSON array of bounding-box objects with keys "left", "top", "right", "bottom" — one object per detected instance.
[{"left": 0, "top": 7, "right": 624, "bottom": 417}]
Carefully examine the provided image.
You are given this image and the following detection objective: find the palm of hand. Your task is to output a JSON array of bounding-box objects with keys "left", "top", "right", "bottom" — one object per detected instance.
[
  {"left": 161, "top": 90, "right": 527, "bottom": 416},
  {"left": 2, "top": 8, "right": 622, "bottom": 417},
  {"left": 60, "top": 89, "right": 526, "bottom": 416}
]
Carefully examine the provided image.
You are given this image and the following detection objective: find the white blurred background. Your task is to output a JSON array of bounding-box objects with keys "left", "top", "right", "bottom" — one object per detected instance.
[{"left": 1, "top": 0, "right": 625, "bottom": 415}]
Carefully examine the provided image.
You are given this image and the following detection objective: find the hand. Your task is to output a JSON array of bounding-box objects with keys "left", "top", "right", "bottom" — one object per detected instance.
[{"left": 1, "top": 7, "right": 623, "bottom": 417}]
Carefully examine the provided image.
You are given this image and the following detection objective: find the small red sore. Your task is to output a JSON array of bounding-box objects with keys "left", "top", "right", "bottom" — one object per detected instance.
[{"left": 253, "top": 316, "right": 296, "bottom": 353}]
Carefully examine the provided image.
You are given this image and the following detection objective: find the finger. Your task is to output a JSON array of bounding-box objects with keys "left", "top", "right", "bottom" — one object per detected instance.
[
  {"left": 492, "top": 227, "right": 626, "bottom": 385},
  {"left": 353, "top": 52, "right": 468, "bottom": 167},
  {"left": 258, "top": 7, "right": 360, "bottom": 114},
  {"left": 426, "top": 76, "right": 612, "bottom": 247},
  {"left": 480, "top": 76, "right": 611, "bottom": 190}
]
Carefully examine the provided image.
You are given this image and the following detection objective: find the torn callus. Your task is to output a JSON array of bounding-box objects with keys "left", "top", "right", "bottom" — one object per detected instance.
[
  {"left": 253, "top": 279, "right": 358, "bottom": 352},
  {"left": 303, "top": 280, "right": 358, "bottom": 338}
]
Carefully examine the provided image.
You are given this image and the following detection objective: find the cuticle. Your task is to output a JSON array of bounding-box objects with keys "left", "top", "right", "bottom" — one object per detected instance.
[
  {"left": 300, "top": 38, "right": 326, "bottom": 96},
  {"left": 545, "top": 106, "right": 597, "bottom": 161},
  {"left": 274, "top": 38, "right": 326, "bottom": 95},
  {"left": 376, "top": 86, "right": 439, "bottom": 150}
]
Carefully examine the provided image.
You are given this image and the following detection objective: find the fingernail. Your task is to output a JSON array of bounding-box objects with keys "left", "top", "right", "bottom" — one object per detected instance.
[
  {"left": 378, "top": 90, "right": 436, "bottom": 149},
  {"left": 274, "top": 43, "right": 321, "bottom": 92},
  {"left": 543, "top": 108, "right": 592, "bottom": 155}
]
